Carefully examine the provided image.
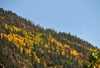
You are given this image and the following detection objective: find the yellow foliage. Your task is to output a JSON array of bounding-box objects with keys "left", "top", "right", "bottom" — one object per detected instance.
[
  {"left": 64, "top": 45, "right": 70, "bottom": 49},
  {"left": 5, "top": 24, "right": 7, "bottom": 28},
  {"left": 41, "top": 50, "right": 43, "bottom": 53},
  {"left": 50, "top": 39, "right": 54, "bottom": 43},
  {"left": 62, "top": 52, "right": 65, "bottom": 55},
  {"left": 59, "top": 65, "right": 63, "bottom": 68},
  {"left": 23, "top": 43, "right": 26, "bottom": 46},
  {"left": 49, "top": 35, "right": 51, "bottom": 37},
  {"left": 57, "top": 50, "right": 59, "bottom": 52},
  {"left": 8, "top": 37, "right": 12, "bottom": 42},
  {"left": 28, "top": 43, "right": 29, "bottom": 46},
  {"left": 66, "top": 55, "right": 69, "bottom": 58},
  {"left": 30, "top": 43, "right": 33, "bottom": 46},
  {"left": 54, "top": 65, "right": 58, "bottom": 68},
  {"left": 3, "top": 34, "right": 7, "bottom": 37},
  {"left": 48, "top": 42, "right": 50, "bottom": 45},
  {"left": 63, "top": 49, "right": 65, "bottom": 51},
  {"left": 70, "top": 50, "right": 79, "bottom": 56},
  {"left": 48, "top": 50, "right": 51, "bottom": 53},
  {"left": 44, "top": 44, "right": 48, "bottom": 48},
  {"left": 63, "top": 38, "right": 65, "bottom": 40},
  {"left": 37, "top": 59, "right": 40, "bottom": 63},
  {"left": 25, "top": 41, "right": 28, "bottom": 43},
  {"left": 44, "top": 61, "right": 47, "bottom": 68},
  {"left": 16, "top": 44, "right": 19, "bottom": 49},
  {"left": 20, "top": 47, "right": 23, "bottom": 53},
  {"left": 70, "top": 56, "right": 72, "bottom": 59}
]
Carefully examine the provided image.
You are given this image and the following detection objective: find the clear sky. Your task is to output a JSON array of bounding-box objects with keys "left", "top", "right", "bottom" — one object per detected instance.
[{"left": 0, "top": 0, "right": 100, "bottom": 48}]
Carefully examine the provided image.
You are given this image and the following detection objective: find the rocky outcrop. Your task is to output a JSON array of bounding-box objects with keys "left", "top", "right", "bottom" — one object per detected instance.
[{"left": 1, "top": 47, "right": 27, "bottom": 68}]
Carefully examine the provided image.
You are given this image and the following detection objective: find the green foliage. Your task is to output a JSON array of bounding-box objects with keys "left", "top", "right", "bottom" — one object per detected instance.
[
  {"left": 83, "top": 47, "right": 100, "bottom": 68},
  {"left": 61, "top": 59, "right": 73, "bottom": 65}
]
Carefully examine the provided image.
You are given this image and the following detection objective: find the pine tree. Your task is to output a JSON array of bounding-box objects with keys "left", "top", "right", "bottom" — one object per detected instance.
[
  {"left": 14, "top": 60, "right": 20, "bottom": 68},
  {"left": 3, "top": 35, "right": 6, "bottom": 47},
  {"left": 22, "top": 47, "right": 25, "bottom": 58},
  {"left": 31, "top": 52, "right": 35, "bottom": 65},
  {"left": 19, "top": 45, "right": 21, "bottom": 55}
]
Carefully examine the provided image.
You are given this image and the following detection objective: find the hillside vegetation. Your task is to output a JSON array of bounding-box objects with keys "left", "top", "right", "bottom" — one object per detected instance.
[{"left": 0, "top": 8, "right": 99, "bottom": 68}]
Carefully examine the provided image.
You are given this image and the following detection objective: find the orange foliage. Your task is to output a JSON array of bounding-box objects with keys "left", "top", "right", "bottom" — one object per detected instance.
[
  {"left": 2, "top": 16, "right": 5, "bottom": 19},
  {"left": 44, "top": 60, "right": 47, "bottom": 68},
  {"left": 54, "top": 65, "right": 58, "bottom": 68}
]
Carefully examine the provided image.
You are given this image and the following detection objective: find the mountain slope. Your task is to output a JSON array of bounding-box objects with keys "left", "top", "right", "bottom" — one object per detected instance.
[{"left": 0, "top": 8, "right": 99, "bottom": 68}]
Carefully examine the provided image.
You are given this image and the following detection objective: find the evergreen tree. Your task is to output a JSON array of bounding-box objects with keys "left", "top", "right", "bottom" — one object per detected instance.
[
  {"left": 22, "top": 47, "right": 25, "bottom": 58},
  {"left": 14, "top": 60, "right": 20, "bottom": 68},
  {"left": 3, "top": 35, "right": 6, "bottom": 47},
  {"left": 31, "top": 51, "right": 35, "bottom": 65},
  {"left": 0, "top": 8, "right": 4, "bottom": 12},
  {"left": 19, "top": 45, "right": 21, "bottom": 55}
]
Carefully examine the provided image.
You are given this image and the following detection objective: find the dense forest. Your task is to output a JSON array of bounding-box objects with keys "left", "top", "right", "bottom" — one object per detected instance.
[{"left": 0, "top": 8, "right": 99, "bottom": 68}]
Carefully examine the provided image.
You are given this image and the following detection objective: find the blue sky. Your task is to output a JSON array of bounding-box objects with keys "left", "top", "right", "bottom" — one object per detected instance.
[{"left": 0, "top": 0, "right": 100, "bottom": 48}]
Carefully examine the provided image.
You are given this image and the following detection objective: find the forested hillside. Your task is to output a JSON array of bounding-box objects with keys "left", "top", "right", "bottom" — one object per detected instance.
[{"left": 0, "top": 8, "right": 99, "bottom": 68}]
